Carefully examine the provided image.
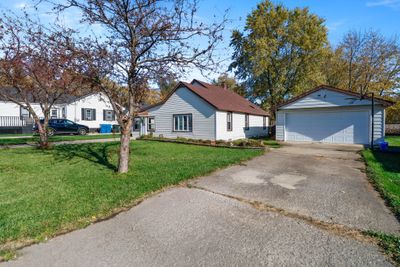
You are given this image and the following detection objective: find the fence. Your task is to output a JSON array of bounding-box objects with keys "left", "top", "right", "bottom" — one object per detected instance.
[
  {"left": 0, "top": 116, "right": 33, "bottom": 134},
  {"left": 0, "top": 116, "right": 27, "bottom": 127},
  {"left": 386, "top": 124, "right": 400, "bottom": 135}
]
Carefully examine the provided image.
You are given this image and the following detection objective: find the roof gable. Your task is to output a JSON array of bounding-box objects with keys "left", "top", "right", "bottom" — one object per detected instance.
[
  {"left": 142, "top": 80, "right": 269, "bottom": 116},
  {"left": 279, "top": 85, "right": 394, "bottom": 110}
]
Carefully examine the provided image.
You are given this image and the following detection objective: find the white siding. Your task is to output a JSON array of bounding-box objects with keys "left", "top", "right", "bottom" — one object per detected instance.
[
  {"left": 65, "top": 93, "right": 118, "bottom": 129},
  {"left": 0, "top": 102, "right": 45, "bottom": 117},
  {"left": 280, "top": 89, "right": 372, "bottom": 110},
  {"left": 276, "top": 111, "right": 285, "bottom": 141},
  {"left": 146, "top": 86, "right": 216, "bottom": 140},
  {"left": 216, "top": 111, "right": 268, "bottom": 140}
]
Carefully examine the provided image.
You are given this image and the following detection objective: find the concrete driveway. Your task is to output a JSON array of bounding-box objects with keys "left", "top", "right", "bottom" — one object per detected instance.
[{"left": 2, "top": 143, "right": 399, "bottom": 266}]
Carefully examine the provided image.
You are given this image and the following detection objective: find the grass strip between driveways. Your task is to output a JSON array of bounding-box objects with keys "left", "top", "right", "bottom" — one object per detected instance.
[
  {"left": 362, "top": 137, "right": 400, "bottom": 265},
  {"left": 0, "top": 134, "right": 121, "bottom": 146},
  {"left": 0, "top": 140, "right": 263, "bottom": 258}
]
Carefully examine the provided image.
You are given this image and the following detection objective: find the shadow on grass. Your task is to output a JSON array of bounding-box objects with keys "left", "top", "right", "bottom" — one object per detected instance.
[
  {"left": 371, "top": 147, "right": 400, "bottom": 174},
  {"left": 52, "top": 143, "right": 118, "bottom": 172}
]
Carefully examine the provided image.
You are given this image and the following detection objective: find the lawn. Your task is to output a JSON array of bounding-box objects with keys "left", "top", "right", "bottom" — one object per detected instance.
[
  {"left": 386, "top": 135, "right": 400, "bottom": 147},
  {"left": 362, "top": 136, "right": 400, "bottom": 216},
  {"left": 0, "top": 134, "right": 121, "bottom": 146},
  {"left": 0, "top": 141, "right": 262, "bottom": 253}
]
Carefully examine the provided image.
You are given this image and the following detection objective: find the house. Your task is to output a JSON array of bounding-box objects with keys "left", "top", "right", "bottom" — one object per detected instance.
[
  {"left": 133, "top": 79, "right": 269, "bottom": 141},
  {"left": 0, "top": 91, "right": 117, "bottom": 132},
  {"left": 276, "top": 85, "right": 394, "bottom": 145}
]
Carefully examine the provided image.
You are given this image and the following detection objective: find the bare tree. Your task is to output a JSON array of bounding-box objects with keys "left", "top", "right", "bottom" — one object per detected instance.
[
  {"left": 0, "top": 14, "right": 87, "bottom": 148},
  {"left": 49, "top": 0, "right": 226, "bottom": 173},
  {"left": 339, "top": 30, "right": 400, "bottom": 96}
]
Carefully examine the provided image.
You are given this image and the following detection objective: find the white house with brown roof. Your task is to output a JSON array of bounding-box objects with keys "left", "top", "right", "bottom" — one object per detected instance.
[
  {"left": 133, "top": 79, "right": 269, "bottom": 141},
  {"left": 276, "top": 85, "right": 394, "bottom": 145}
]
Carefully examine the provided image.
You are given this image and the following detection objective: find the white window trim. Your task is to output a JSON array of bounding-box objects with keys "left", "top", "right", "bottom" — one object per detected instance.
[{"left": 173, "top": 114, "right": 192, "bottom": 132}]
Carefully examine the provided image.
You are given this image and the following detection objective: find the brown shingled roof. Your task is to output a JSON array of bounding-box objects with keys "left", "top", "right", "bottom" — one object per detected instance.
[{"left": 142, "top": 79, "right": 269, "bottom": 117}]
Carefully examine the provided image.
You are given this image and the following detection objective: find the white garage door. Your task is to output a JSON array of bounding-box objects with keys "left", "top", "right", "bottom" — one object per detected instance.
[{"left": 285, "top": 110, "right": 370, "bottom": 144}]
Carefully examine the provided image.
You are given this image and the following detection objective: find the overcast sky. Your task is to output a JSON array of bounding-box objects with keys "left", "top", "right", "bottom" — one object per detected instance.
[{"left": 1, "top": 0, "right": 399, "bottom": 82}]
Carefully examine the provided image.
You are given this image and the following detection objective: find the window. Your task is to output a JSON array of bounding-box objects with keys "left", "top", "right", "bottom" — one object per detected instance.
[
  {"left": 173, "top": 114, "right": 192, "bottom": 132},
  {"left": 103, "top": 110, "right": 115, "bottom": 121},
  {"left": 133, "top": 118, "right": 141, "bottom": 131},
  {"left": 263, "top": 116, "right": 267, "bottom": 130},
  {"left": 81, "top": 108, "right": 96, "bottom": 121},
  {"left": 62, "top": 107, "right": 66, "bottom": 119},
  {"left": 227, "top": 112, "right": 233, "bottom": 131},
  {"left": 20, "top": 107, "right": 30, "bottom": 119},
  {"left": 64, "top": 119, "right": 74, "bottom": 126},
  {"left": 50, "top": 109, "right": 58, "bottom": 119},
  {"left": 148, "top": 117, "right": 155, "bottom": 131},
  {"left": 245, "top": 114, "right": 249, "bottom": 130}
]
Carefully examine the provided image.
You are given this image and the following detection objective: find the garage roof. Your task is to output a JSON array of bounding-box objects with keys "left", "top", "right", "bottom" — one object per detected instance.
[{"left": 278, "top": 85, "right": 395, "bottom": 109}]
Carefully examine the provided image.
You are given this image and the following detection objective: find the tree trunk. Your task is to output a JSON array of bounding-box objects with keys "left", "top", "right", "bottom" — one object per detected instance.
[
  {"left": 118, "top": 120, "right": 133, "bottom": 173},
  {"left": 38, "top": 128, "right": 49, "bottom": 148}
]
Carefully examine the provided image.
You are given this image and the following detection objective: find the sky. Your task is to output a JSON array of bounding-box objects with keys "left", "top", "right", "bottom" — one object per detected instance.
[{"left": 1, "top": 0, "right": 399, "bottom": 82}]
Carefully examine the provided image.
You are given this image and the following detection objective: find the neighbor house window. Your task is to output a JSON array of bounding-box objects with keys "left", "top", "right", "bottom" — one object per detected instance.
[
  {"left": 173, "top": 114, "right": 192, "bottom": 132},
  {"left": 263, "top": 116, "right": 267, "bottom": 130},
  {"left": 133, "top": 118, "right": 141, "bottom": 131},
  {"left": 148, "top": 117, "right": 155, "bottom": 131},
  {"left": 103, "top": 110, "right": 115, "bottom": 121},
  {"left": 227, "top": 112, "right": 233, "bottom": 131},
  {"left": 50, "top": 109, "right": 58, "bottom": 119},
  {"left": 62, "top": 107, "right": 66, "bottom": 119},
  {"left": 20, "top": 107, "right": 30, "bottom": 119},
  {"left": 245, "top": 114, "right": 249, "bottom": 130},
  {"left": 81, "top": 108, "right": 96, "bottom": 121}
]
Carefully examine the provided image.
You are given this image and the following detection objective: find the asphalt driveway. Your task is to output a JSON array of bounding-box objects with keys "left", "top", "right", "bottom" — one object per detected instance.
[{"left": 2, "top": 143, "right": 399, "bottom": 266}]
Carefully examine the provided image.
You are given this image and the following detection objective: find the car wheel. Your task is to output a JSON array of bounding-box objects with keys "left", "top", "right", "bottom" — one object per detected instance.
[
  {"left": 78, "top": 128, "right": 87, "bottom": 135},
  {"left": 47, "top": 128, "right": 55, "bottom": 137}
]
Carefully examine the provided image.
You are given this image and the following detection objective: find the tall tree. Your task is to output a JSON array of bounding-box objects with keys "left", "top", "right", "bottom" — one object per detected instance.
[
  {"left": 156, "top": 75, "right": 179, "bottom": 99},
  {"left": 51, "top": 0, "right": 226, "bottom": 173},
  {"left": 0, "top": 14, "right": 86, "bottom": 148},
  {"left": 212, "top": 73, "right": 246, "bottom": 97},
  {"left": 330, "top": 30, "right": 400, "bottom": 97},
  {"left": 229, "top": 0, "right": 329, "bottom": 118}
]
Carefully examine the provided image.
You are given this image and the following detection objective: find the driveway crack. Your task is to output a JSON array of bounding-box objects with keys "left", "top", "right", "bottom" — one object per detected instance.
[{"left": 188, "top": 184, "right": 375, "bottom": 244}]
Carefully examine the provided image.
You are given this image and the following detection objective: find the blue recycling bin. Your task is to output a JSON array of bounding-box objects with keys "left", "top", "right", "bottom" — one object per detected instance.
[
  {"left": 100, "top": 124, "right": 112, "bottom": 134},
  {"left": 379, "top": 141, "right": 389, "bottom": 151}
]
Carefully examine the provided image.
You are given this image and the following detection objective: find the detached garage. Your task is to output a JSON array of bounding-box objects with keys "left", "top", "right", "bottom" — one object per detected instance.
[{"left": 276, "top": 85, "right": 394, "bottom": 145}]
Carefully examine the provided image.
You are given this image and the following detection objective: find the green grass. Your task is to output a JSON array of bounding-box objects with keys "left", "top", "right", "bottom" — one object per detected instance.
[
  {"left": 0, "top": 141, "right": 262, "bottom": 251},
  {"left": 386, "top": 136, "right": 400, "bottom": 147},
  {"left": 263, "top": 139, "right": 281, "bottom": 148},
  {"left": 0, "top": 134, "right": 121, "bottom": 146},
  {"left": 364, "top": 231, "right": 400, "bottom": 265},
  {"left": 362, "top": 148, "right": 400, "bottom": 217}
]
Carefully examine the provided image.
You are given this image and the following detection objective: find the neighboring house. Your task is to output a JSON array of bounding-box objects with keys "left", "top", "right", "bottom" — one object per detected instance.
[
  {"left": 276, "top": 85, "right": 394, "bottom": 145},
  {"left": 0, "top": 91, "right": 118, "bottom": 132},
  {"left": 133, "top": 79, "right": 269, "bottom": 141}
]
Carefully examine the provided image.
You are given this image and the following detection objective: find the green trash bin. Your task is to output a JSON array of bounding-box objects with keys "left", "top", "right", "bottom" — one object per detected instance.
[{"left": 112, "top": 124, "right": 120, "bottom": 133}]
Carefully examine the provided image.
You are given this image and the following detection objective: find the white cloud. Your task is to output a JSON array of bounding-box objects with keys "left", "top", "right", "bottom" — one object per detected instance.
[
  {"left": 326, "top": 19, "right": 346, "bottom": 31},
  {"left": 14, "top": 2, "right": 30, "bottom": 9},
  {"left": 366, "top": 0, "right": 400, "bottom": 9}
]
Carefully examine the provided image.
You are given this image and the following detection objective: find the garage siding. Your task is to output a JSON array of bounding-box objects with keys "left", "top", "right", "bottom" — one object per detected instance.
[{"left": 276, "top": 112, "right": 285, "bottom": 141}]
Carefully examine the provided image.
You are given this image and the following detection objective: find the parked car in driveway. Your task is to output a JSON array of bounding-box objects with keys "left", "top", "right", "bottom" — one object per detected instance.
[{"left": 34, "top": 119, "right": 89, "bottom": 136}]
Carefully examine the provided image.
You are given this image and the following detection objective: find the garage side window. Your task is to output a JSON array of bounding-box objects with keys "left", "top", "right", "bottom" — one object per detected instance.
[
  {"left": 227, "top": 112, "right": 233, "bottom": 131},
  {"left": 245, "top": 114, "right": 249, "bottom": 130},
  {"left": 173, "top": 114, "right": 192, "bottom": 132},
  {"left": 81, "top": 108, "right": 96, "bottom": 121}
]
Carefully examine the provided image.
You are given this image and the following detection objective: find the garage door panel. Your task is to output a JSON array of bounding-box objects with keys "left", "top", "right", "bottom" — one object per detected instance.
[{"left": 285, "top": 110, "right": 369, "bottom": 144}]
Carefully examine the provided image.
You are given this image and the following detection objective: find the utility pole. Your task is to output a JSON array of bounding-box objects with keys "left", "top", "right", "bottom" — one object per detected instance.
[{"left": 371, "top": 92, "right": 375, "bottom": 149}]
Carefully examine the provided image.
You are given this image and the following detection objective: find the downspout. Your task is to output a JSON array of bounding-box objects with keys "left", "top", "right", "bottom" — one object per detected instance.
[{"left": 371, "top": 93, "right": 374, "bottom": 149}]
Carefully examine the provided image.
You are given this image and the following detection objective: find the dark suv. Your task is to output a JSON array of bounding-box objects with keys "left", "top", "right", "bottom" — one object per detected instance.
[{"left": 34, "top": 119, "right": 89, "bottom": 136}]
